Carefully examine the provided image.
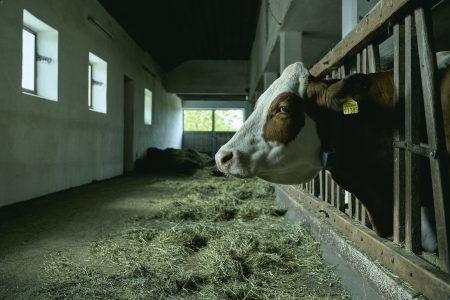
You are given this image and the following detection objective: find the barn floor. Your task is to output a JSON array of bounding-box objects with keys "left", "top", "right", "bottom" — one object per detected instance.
[{"left": 0, "top": 167, "right": 350, "bottom": 299}]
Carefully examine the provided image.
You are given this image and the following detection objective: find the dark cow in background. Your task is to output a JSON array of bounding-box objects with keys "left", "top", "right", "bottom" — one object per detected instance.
[{"left": 216, "top": 56, "right": 450, "bottom": 252}]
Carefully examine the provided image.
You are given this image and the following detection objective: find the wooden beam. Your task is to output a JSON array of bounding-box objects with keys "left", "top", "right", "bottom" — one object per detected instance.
[
  {"left": 368, "top": 44, "right": 381, "bottom": 73},
  {"left": 404, "top": 14, "right": 422, "bottom": 253},
  {"left": 280, "top": 185, "right": 450, "bottom": 299},
  {"left": 310, "top": 0, "right": 440, "bottom": 77},
  {"left": 393, "top": 23, "right": 406, "bottom": 244},
  {"left": 415, "top": 6, "right": 450, "bottom": 272}
]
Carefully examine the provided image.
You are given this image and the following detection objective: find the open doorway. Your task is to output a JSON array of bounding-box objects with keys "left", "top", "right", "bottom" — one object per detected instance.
[
  {"left": 123, "top": 76, "right": 134, "bottom": 172},
  {"left": 182, "top": 109, "right": 244, "bottom": 156}
]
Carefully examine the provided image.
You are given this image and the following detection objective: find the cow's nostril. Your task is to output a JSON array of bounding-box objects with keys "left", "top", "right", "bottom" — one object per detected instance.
[{"left": 220, "top": 151, "right": 233, "bottom": 165}]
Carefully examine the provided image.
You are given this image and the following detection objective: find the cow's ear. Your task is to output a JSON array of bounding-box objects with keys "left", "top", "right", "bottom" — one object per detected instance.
[{"left": 327, "top": 73, "right": 371, "bottom": 105}]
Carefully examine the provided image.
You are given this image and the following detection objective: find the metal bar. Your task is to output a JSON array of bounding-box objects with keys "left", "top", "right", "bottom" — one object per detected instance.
[
  {"left": 280, "top": 186, "right": 450, "bottom": 300},
  {"left": 415, "top": 6, "right": 450, "bottom": 271},
  {"left": 393, "top": 23, "right": 406, "bottom": 244},
  {"left": 393, "top": 141, "right": 438, "bottom": 158}
]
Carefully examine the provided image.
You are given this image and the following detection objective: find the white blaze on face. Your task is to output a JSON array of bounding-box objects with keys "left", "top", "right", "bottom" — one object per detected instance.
[{"left": 215, "top": 62, "right": 323, "bottom": 184}]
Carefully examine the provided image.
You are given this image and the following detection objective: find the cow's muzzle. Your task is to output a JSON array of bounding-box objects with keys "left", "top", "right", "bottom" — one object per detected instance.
[{"left": 215, "top": 150, "right": 234, "bottom": 173}]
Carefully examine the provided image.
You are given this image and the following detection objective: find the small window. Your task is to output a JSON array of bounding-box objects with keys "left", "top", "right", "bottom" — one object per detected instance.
[
  {"left": 183, "top": 110, "right": 213, "bottom": 131},
  {"left": 22, "top": 10, "right": 58, "bottom": 101},
  {"left": 88, "top": 64, "right": 93, "bottom": 109},
  {"left": 144, "top": 89, "right": 152, "bottom": 125},
  {"left": 22, "top": 27, "right": 37, "bottom": 93},
  {"left": 88, "top": 53, "right": 107, "bottom": 113},
  {"left": 214, "top": 109, "right": 244, "bottom": 132}
]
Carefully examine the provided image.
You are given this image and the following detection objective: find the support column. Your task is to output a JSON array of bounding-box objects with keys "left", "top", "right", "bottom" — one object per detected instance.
[{"left": 279, "top": 31, "right": 303, "bottom": 74}]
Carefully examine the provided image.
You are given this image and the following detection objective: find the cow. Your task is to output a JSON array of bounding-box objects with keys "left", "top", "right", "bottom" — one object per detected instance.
[{"left": 215, "top": 58, "right": 450, "bottom": 252}]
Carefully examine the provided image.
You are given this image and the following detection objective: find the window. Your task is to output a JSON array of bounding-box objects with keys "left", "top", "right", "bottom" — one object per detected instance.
[
  {"left": 144, "top": 89, "right": 152, "bottom": 125},
  {"left": 183, "top": 109, "right": 244, "bottom": 132},
  {"left": 183, "top": 110, "right": 213, "bottom": 131},
  {"left": 88, "top": 53, "right": 107, "bottom": 113},
  {"left": 88, "top": 64, "right": 93, "bottom": 108},
  {"left": 22, "top": 27, "right": 37, "bottom": 93},
  {"left": 22, "top": 10, "right": 58, "bottom": 101},
  {"left": 214, "top": 109, "right": 244, "bottom": 132}
]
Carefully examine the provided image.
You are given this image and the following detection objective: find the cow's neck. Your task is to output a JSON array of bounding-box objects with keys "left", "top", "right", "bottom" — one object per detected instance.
[{"left": 304, "top": 72, "right": 397, "bottom": 236}]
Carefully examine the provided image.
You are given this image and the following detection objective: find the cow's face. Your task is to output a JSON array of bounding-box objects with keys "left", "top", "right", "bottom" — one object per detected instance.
[{"left": 215, "top": 62, "right": 323, "bottom": 184}]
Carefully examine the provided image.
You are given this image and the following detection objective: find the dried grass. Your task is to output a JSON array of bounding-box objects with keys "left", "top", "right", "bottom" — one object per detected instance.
[{"left": 34, "top": 167, "right": 349, "bottom": 299}]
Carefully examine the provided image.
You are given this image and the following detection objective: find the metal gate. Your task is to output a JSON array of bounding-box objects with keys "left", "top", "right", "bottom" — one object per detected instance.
[{"left": 278, "top": 1, "right": 450, "bottom": 298}]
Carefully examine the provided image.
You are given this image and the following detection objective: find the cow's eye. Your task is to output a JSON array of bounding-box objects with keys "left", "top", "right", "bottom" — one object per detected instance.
[{"left": 277, "top": 106, "right": 289, "bottom": 114}]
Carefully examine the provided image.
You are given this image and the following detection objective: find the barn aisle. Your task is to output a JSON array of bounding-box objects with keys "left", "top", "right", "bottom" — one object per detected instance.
[{"left": 0, "top": 167, "right": 350, "bottom": 299}]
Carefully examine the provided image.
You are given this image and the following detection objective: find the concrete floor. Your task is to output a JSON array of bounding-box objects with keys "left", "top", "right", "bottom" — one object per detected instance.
[
  {"left": 0, "top": 171, "right": 351, "bottom": 299},
  {"left": 0, "top": 174, "right": 166, "bottom": 298}
]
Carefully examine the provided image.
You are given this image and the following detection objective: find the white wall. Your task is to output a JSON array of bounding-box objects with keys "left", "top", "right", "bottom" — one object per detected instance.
[
  {"left": 249, "top": 0, "right": 293, "bottom": 98},
  {"left": 0, "top": 0, "right": 182, "bottom": 207},
  {"left": 248, "top": 0, "right": 341, "bottom": 100}
]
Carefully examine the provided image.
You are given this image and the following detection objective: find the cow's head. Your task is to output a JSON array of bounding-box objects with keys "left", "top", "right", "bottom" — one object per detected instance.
[{"left": 215, "top": 62, "right": 370, "bottom": 184}]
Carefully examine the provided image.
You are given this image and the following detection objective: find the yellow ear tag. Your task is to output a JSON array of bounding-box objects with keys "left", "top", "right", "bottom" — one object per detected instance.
[{"left": 343, "top": 98, "right": 359, "bottom": 115}]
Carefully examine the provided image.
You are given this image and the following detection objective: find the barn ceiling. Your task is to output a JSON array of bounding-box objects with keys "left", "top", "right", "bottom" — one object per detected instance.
[{"left": 97, "top": 0, "right": 261, "bottom": 72}]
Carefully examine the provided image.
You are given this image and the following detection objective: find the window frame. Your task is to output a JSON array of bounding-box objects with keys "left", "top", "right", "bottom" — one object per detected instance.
[
  {"left": 88, "top": 63, "right": 93, "bottom": 109},
  {"left": 144, "top": 88, "right": 153, "bottom": 125},
  {"left": 183, "top": 109, "right": 214, "bottom": 132},
  {"left": 87, "top": 52, "right": 107, "bottom": 113},
  {"left": 213, "top": 109, "right": 245, "bottom": 132},
  {"left": 22, "top": 25, "right": 38, "bottom": 95}
]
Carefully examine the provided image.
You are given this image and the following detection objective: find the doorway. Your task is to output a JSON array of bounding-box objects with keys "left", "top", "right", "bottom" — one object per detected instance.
[{"left": 123, "top": 76, "right": 134, "bottom": 172}]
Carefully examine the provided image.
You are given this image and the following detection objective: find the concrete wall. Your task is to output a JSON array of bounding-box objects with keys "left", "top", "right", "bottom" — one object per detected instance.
[
  {"left": 248, "top": 0, "right": 341, "bottom": 99},
  {"left": 249, "top": 0, "right": 293, "bottom": 97},
  {"left": 0, "top": 0, "right": 182, "bottom": 207},
  {"left": 164, "top": 60, "right": 249, "bottom": 96}
]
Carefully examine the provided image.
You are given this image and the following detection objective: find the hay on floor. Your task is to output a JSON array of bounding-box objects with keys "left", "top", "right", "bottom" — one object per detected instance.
[{"left": 35, "top": 167, "right": 350, "bottom": 299}]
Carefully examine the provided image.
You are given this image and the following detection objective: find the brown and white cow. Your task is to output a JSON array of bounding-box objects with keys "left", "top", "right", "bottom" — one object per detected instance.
[{"left": 216, "top": 60, "right": 450, "bottom": 252}]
